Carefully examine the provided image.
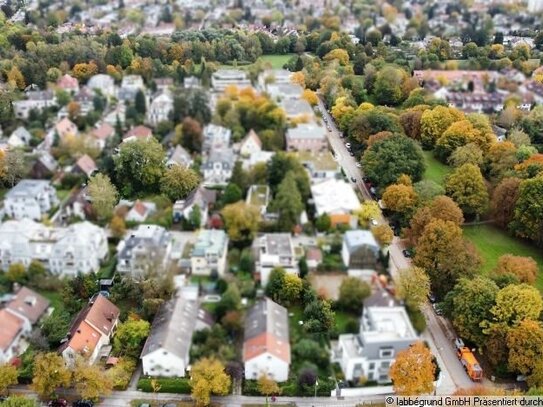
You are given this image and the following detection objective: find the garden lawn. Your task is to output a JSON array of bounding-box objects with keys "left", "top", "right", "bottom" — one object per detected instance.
[
  {"left": 422, "top": 150, "right": 450, "bottom": 185},
  {"left": 258, "top": 54, "right": 294, "bottom": 68},
  {"left": 40, "top": 290, "right": 64, "bottom": 313},
  {"left": 463, "top": 224, "right": 543, "bottom": 291}
]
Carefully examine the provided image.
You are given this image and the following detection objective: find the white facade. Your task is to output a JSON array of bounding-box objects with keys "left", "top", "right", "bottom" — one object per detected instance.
[
  {"left": 254, "top": 234, "right": 298, "bottom": 286},
  {"left": 0, "top": 220, "right": 108, "bottom": 276},
  {"left": 142, "top": 348, "right": 186, "bottom": 377},
  {"left": 13, "top": 91, "right": 57, "bottom": 119},
  {"left": 240, "top": 130, "right": 262, "bottom": 157},
  {"left": 4, "top": 180, "right": 58, "bottom": 221},
  {"left": 211, "top": 69, "right": 251, "bottom": 91},
  {"left": 88, "top": 74, "right": 116, "bottom": 98},
  {"left": 245, "top": 352, "right": 290, "bottom": 382},
  {"left": 190, "top": 230, "right": 228, "bottom": 277},
  {"left": 529, "top": 0, "right": 543, "bottom": 12},
  {"left": 146, "top": 92, "right": 173, "bottom": 126}
]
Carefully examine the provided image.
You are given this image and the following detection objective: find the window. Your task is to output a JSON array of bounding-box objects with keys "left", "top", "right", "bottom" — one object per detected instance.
[
  {"left": 368, "top": 362, "right": 375, "bottom": 370},
  {"left": 379, "top": 348, "right": 394, "bottom": 358}
]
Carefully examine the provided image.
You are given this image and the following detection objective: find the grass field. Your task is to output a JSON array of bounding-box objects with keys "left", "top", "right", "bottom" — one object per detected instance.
[
  {"left": 219, "top": 53, "right": 294, "bottom": 70},
  {"left": 463, "top": 224, "right": 543, "bottom": 290},
  {"left": 422, "top": 150, "right": 450, "bottom": 185}
]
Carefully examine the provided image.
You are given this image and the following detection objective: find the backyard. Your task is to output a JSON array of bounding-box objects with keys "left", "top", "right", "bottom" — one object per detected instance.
[
  {"left": 463, "top": 224, "right": 543, "bottom": 291},
  {"left": 219, "top": 54, "right": 294, "bottom": 70},
  {"left": 422, "top": 150, "right": 450, "bottom": 185}
]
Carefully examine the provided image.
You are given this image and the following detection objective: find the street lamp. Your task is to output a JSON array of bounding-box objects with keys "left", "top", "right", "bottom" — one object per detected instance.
[{"left": 314, "top": 379, "right": 319, "bottom": 398}]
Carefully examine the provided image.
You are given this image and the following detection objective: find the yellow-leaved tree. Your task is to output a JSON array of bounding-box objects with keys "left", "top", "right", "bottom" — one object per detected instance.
[{"left": 389, "top": 341, "right": 436, "bottom": 395}]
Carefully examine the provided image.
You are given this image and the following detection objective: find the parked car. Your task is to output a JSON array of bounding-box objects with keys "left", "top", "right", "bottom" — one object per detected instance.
[
  {"left": 427, "top": 293, "right": 437, "bottom": 303},
  {"left": 350, "top": 177, "right": 357, "bottom": 183},
  {"left": 48, "top": 400, "right": 68, "bottom": 407},
  {"left": 138, "top": 404, "right": 150, "bottom": 407},
  {"left": 73, "top": 401, "right": 94, "bottom": 407},
  {"left": 356, "top": 162, "right": 362, "bottom": 168},
  {"left": 433, "top": 303, "right": 443, "bottom": 316},
  {"left": 349, "top": 151, "right": 355, "bottom": 156},
  {"left": 344, "top": 142, "right": 351, "bottom": 149},
  {"left": 402, "top": 249, "right": 412, "bottom": 258},
  {"left": 162, "top": 404, "right": 177, "bottom": 407}
]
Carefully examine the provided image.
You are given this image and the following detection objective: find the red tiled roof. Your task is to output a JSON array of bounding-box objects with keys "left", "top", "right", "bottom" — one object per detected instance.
[
  {"left": 6, "top": 286, "right": 50, "bottom": 325},
  {"left": 0, "top": 310, "right": 24, "bottom": 352},
  {"left": 75, "top": 154, "right": 97, "bottom": 176},
  {"left": 91, "top": 123, "right": 115, "bottom": 140},
  {"left": 124, "top": 125, "right": 152, "bottom": 140},
  {"left": 243, "top": 332, "right": 290, "bottom": 364}
]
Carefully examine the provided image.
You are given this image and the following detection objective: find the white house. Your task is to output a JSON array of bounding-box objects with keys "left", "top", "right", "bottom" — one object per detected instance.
[
  {"left": 243, "top": 298, "right": 290, "bottom": 382},
  {"left": 211, "top": 69, "right": 251, "bottom": 92},
  {"left": 239, "top": 129, "right": 262, "bottom": 157},
  {"left": 332, "top": 289, "right": 418, "bottom": 383},
  {"left": 118, "top": 74, "right": 145, "bottom": 101},
  {"left": 141, "top": 294, "right": 212, "bottom": 377},
  {"left": 253, "top": 234, "right": 298, "bottom": 286},
  {"left": 203, "top": 124, "right": 231, "bottom": 152},
  {"left": 8, "top": 127, "right": 32, "bottom": 148},
  {"left": 311, "top": 179, "right": 360, "bottom": 228},
  {"left": 13, "top": 90, "right": 57, "bottom": 119},
  {"left": 0, "top": 219, "right": 108, "bottom": 276},
  {"left": 166, "top": 145, "right": 193, "bottom": 168},
  {"left": 201, "top": 149, "right": 235, "bottom": 186},
  {"left": 3, "top": 180, "right": 59, "bottom": 220},
  {"left": 116, "top": 224, "right": 172, "bottom": 276},
  {"left": 87, "top": 74, "right": 116, "bottom": 98},
  {"left": 60, "top": 295, "right": 120, "bottom": 365},
  {"left": 190, "top": 229, "right": 228, "bottom": 277},
  {"left": 146, "top": 91, "right": 173, "bottom": 126},
  {"left": 341, "top": 230, "right": 380, "bottom": 278},
  {"left": 125, "top": 200, "right": 156, "bottom": 223}
]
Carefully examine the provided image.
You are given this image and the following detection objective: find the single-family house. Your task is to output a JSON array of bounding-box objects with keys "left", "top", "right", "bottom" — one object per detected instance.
[
  {"left": 116, "top": 224, "right": 172, "bottom": 276},
  {"left": 166, "top": 145, "right": 193, "bottom": 168},
  {"left": 118, "top": 75, "right": 145, "bottom": 101},
  {"left": 239, "top": 130, "right": 262, "bottom": 157},
  {"left": 201, "top": 149, "right": 235, "bottom": 186},
  {"left": 123, "top": 125, "right": 153, "bottom": 143},
  {"left": 154, "top": 77, "right": 174, "bottom": 92},
  {"left": 243, "top": 298, "right": 290, "bottom": 382},
  {"left": 6, "top": 286, "right": 51, "bottom": 334},
  {"left": 341, "top": 230, "right": 380, "bottom": 277},
  {"left": 31, "top": 152, "right": 58, "bottom": 179},
  {"left": 184, "top": 76, "right": 201, "bottom": 89},
  {"left": 87, "top": 74, "right": 116, "bottom": 99},
  {"left": 190, "top": 229, "right": 228, "bottom": 277},
  {"left": 8, "top": 127, "right": 32, "bottom": 148},
  {"left": 332, "top": 289, "right": 417, "bottom": 383},
  {"left": 125, "top": 200, "right": 156, "bottom": 223},
  {"left": 253, "top": 234, "right": 298, "bottom": 286},
  {"left": 146, "top": 92, "right": 173, "bottom": 126},
  {"left": 0, "top": 309, "right": 25, "bottom": 364},
  {"left": 90, "top": 122, "right": 115, "bottom": 150},
  {"left": 141, "top": 294, "right": 211, "bottom": 377},
  {"left": 57, "top": 74, "right": 79, "bottom": 93},
  {"left": 60, "top": 294, "right": 120, "bottom": 365},
  {"left": 72, "top": 154, "right": 97, "bottom": 178},
  {"left": 56, "top": 118, "right": 78, "bottom": 140},
  {"left": 73, "top": 87, "right": 95, "bottom": 116},
  {"left": 13, "top": 90, "right": 57, "bottom": 119},
  {"left": 172, "top": 186, "right": 216, "bottom": 226},
  {"left": 286, "top": 123, "right": 327, "bottom": 153},
  {"left": 4, "top": 180, "right": 59, "bottom": 220},
  {"left": 297, "top": 150, "right": 339, "bottom": 181},
  {"left": 311, "top": 179, "right": 360, "bottom": 227},
  {"left": 104, "top": 103, "right": 126, "bottom": 126},
  {"left": 203, "top": 124, "right": 231, "bottom": 152}
]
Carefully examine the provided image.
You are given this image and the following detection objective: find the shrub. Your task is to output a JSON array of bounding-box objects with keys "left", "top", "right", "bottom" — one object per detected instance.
[{"left": 137, "top": 377, "right": 191, "bottom": 394}]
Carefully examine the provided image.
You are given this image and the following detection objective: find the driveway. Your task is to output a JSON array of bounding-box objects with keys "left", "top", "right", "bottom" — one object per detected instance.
[{"left": 309, "top": 272, "right": 346, "bottom": 301}]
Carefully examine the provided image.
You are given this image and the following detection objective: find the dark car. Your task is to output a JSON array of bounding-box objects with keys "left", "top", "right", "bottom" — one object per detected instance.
[
  {"left": 349, "top": 150, "right": 355, "bottom": 156},
  {"left": 73, "top": 401, "right": 94, "bottom": 407},
  {"left": 402, "top": 249, "right": 412, "bottom": 258},
  {"left": 427, "top": 293, "right": 437, "bottom": 303},
  {"left": 433, "top": 302, "right": 443, "bottom": 316},
  {"left": 350, "top": 177, "right": 357, "bottom": 183},
  {"left": 48, "top": 400, "right": 68, "bottom": 407}
]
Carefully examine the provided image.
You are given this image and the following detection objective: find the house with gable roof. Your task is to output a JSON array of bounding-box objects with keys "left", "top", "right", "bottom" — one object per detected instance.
[{"left": 243, "top": 297, "right": 290, "bottom": 382}]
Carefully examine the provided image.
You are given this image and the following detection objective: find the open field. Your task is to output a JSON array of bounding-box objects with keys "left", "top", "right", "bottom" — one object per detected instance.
[
  {"left": 422, "top": 150, "right": 450, "bottom": 185},
  {"left": 219, "top": 53, "right": 294, "bottom": 70},
  {"left": 463, "top": 224, "right": 543, "bottom": 290}
]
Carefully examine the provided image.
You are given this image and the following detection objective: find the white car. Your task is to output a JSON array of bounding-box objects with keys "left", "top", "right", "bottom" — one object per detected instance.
[
  {"left": 356, "top": 162, "right": 362, "bottom": 168},
  {"left": 370, "top": 218, "right": 378, "bottom": 226},
  {"left": 345, "top": 142, "right": 351, "bottom": 149}
]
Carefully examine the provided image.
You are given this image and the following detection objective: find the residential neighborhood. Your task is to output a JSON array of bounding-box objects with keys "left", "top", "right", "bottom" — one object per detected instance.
[{"left": 0, "top": 0, "right": 543, "bottom": 406}]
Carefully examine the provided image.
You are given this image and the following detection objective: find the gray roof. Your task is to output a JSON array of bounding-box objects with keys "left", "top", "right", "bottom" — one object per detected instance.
[
  {"left": 244, "top": 297, "right": 289, "bottom": 342},
  {"left": 343, "top": 230, "right": 379, "bottom": 253},
  {"left": 36, "top": 152, "right": 58, "bottom": 172},
  {"left": 201, "top": 148, "right": 235, "bottom": 169},
  {"left": 6, "top": 180, "right": 52, "bottom": 199},
  {"left": 258, "top": 233, "right": 293, "bottom": 256},
  {"left": 192, "top": 229, "right": 228, "bottom": 257},
  {"left": 363, "top": 288, "right": 401, "bottom": 309},
  {"left": 167, "top": 145, "right": 192, "bottom": 167},
  {"left": 118, "top": 225, "right": 171, "bottom": 261},
  {"left": 140, "top": 295, "right": 199, "bottom": 359},
  {"left": 286, "top": 123, "right": 327, "bottom": 141},
  {"left": 177, "top": 186, "right": 217, "bottom": 212},
  {"left": 280, "top": 98, "right": 313, "bottom": 117}
]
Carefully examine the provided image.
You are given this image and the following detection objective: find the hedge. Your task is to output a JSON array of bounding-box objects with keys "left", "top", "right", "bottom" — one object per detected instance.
[
  {"left": 137, "top": 377, "right": 191, "bottom": 394},
  {"left": 243, "top": 377, "right": 336, "bottom": 397}
]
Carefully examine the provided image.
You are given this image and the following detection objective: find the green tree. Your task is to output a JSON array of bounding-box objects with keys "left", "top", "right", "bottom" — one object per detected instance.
[
  {"left": 414, "top": 219, "right": 481, "bottom": 298},
  {"left": 448, "top": 143, "right": 484, "bottom": 168},
  {"left": 507, "top": 320, "right": 543, "bottom": 376},
  {"left": 397, "top": 266, "right": 430, "bottom": 311},
  {"left": 31, "top": 353, "right": 71, "bottom": 399},
  {"left": 113, "top": 316, "right": 151, "bottom": 358},
  {"left": 221, "top": 183, "right": 242, "bottom": 205},
  {"left": 487, "top": 284, "right": 543, "bottom": 328},
  {"left": 114, "top": 137, "right": 166, "bottom": 196},
  {"left": 0, "top": 364, "right": 18, "bottom": 396},
  {"left": 443, "top": 276, "right": 498, "bottom": 343},
  {"left": 445, "top": 164, "right": 489, "bottom": 217},
  {"left": 160, "top": 166, "right": 200, "bottom": 202},
  {"left": 420, "top": 105, "right": 464, "bottom": 149},
  {"left": 337, "top": 277, "right": 371, "bottom": 314},
  {"left": 135, "top": 90, "right": 146, "bottom": 115},
  {"left": 189, "top": 205, "right": 202, "bottom": 229},
  {"left": 491, "top": 177, "right": 521, "bottom": 229},
  {"left": 41, "top": 310, "right": 71, "bottom": 347},
  {"left": 303, "top": 299, "right": 335, "bottom": 334},
  {"left": 0, "top": 395, "right": 37, "bottom": 406},
  {"left": 270, "top": 171, "right": 303, "bottom": 232},
  {"left": 221, "top": 201, "right": 260, "bottom": 243},
  {"left": 373, "top": 66, "right": 408, "bottom": 106},
  {"left": 214, "top": 285, "right": 241, "bottom": 320},
  {"left": 315, "top": 213, "right": 332, "bottom": 233},
  {"left": 87, "top": 173, "right": 119, "bottom": 220},
  {"left": 181, "top": 117, "right": 203, "bottom": 153},
  {"left": 278, "top": 273, "right": 303, "bottom": 306},
  {"left": 362, "top": 135, "right": 425, "bottom": 189},
  {"left": 190, "top": 357, "right": 231, "bottom": 407},
  {"left": 265, "top": 268, "right": 286, "bottom": 302},
  {"left": 73, "top": 359, "right": 112, "bottom": 401},
  {"left": 512, "top": 176, "right": 543, "bottom": 245},
  {"left": 6, "top": 263, "right": 26, "bottom": 284}
]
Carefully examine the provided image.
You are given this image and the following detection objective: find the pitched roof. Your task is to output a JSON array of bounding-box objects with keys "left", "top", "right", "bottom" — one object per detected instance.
[
  {"left": 0, "top": 309, "right": 24, "bottom": 352},
  {"left": 84, "top": 295, "right": 120, "bottom": 336},
  {"left": 6, "top": 286, "right": 50, "bottom": 325},
  {"left": 56, "top": 118, "right": 77, "bottom": 136},
  {"left": 75, "top": 154, "right": 97, "bottom": 177},
  {"left": 65, "top": 320, "right": 101, "bottom": 356},
  {"left": 57, "top": 74, "right": 79, "bottom": 90},
  {"left": 91, "top": 123, "right": 115, "bottom": 140},
  {"left": 124, "top": 125, "right": 152, "bottom": 140},
  {"left": 132, "top": 200, "right": 147, "bottom": 216},
  {"left": 243, "top": 298, "right": 290, "bottom": 364},
  {"left": 241, "top": 129, "right": 262, "bottom": 149},
  {"left": 140, "top": 296, "right": 199, "bottom": 360}
]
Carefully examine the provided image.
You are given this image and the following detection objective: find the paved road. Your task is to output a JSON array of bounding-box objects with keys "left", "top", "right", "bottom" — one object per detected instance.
[{"left": 318, "top": 97, "right": 479, "bottom": 394}]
